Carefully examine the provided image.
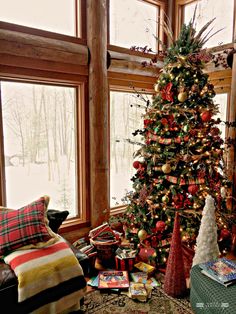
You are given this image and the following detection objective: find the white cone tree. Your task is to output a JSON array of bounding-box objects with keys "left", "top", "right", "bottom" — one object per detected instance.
[{"left": 192, "top": 195, "right": 220, "bottom": 267}]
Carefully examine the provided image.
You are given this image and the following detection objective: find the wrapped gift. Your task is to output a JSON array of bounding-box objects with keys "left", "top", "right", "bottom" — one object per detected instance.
[{"left": 115, "top": 255, "right": 137, "bottom": 271}]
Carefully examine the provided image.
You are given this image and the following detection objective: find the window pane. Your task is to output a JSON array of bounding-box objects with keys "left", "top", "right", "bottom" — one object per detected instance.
[
  {"left": 0, "top": 0, "right": 78, "bottom": 36},
  {"left": 1, "top": 82, "right": 77, "bottom": 217},
  {"left": 110, "top": 0, "right": 158, "bottom": 50},
  {"left": 184, "top": 0, "right": 234, "bottom": 48},
  {"left": 110, "top": 91, "right": 150, "bottom": 207},
  {"left": 214, "top": 93, "right": 228, "bottom": 140}
]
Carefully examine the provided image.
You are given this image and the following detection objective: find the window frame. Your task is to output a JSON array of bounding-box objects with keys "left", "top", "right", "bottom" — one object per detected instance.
[
  {"left": 175, "top": 0, "right": 236, "bottom": 46},
  {"left": 0, "top": 0, "right": 90, "bottom": 231},
  {"left": 0, "top": 77, "right": 90, "bottom": 230},
  {"left": 107, "top": 0, "right": 167, "bottom": 54},
  {"left": 0, "top": 0, "right": 87, "bottom": 41}
]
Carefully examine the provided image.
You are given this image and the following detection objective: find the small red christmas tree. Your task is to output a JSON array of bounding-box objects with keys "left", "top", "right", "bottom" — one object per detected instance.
[{"left": 163, "top": 212, "right": 187, "bottom": 298}]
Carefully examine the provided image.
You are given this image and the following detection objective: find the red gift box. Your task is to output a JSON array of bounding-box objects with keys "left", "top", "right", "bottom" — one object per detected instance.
[{"left": 115, "top": 256, "right": 136, "bottom": 271}]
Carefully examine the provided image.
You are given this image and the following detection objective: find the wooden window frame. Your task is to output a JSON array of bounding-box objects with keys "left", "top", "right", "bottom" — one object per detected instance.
[
  {"left": 0, "top": 1, "right": 90, "bottom": 232},
  {"left": 175, "top": 0, "right": 236, "bottom": 45},
  {"left": 0, "top": 77, "right": 90, "bottom": 232},
  {"left": 0, "top": 0, "right": 87, "bottom": 41},
  {"left": 107, "top": 0, "right": 167, "bottom": 54}
]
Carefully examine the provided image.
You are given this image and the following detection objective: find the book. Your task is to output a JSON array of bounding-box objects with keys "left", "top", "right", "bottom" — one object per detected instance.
[
  {"left": 98, "top": 270, "right": 130, "bottom": 289},
  {"left": 199, "top": 258, "right": 236, "bottom": 285},
  {"left": 130, "top": 272, "right": 148, "bottom": 283},
  {"left": 89, "top": 223, "right": 110, "bottom": 239},
  {"left": 201, "top": 270, "right": 235, "bottom": 287},
  {"left": 134, "top": 262, "right": 155, "bottom": 276},
  {"left": 129, "top": 282, "right": 148, "bottom": 302},
  {"left": 130, "top": 272, "right": 160, "bottom": 287},
  {"left": 87, "top": 275, "right": 99, "bottom": 287},
  {"left": 116, "top": 247, "right": 138, "bottom": 259}
]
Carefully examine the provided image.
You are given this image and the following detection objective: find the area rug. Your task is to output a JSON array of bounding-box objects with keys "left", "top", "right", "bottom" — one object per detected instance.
[{"left": 79, "top": 287, "right": 194, "bottom": 314}]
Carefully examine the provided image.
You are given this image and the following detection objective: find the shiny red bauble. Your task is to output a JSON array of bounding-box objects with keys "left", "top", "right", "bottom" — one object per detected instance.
[
  {"left": 188, "top": 184, "right": 199, "bottom": 195},
  {"left": 156, "top": 220, "right": 166, "bottom": 232},
  {"left": 133, "top": 161, "right": 141, "bottom": 169},
  {"left": 201, "top": 111, "right": 212, "bottom": 122}
]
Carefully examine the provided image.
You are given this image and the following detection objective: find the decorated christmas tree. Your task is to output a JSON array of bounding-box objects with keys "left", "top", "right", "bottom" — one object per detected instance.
[{"left": 112, "top": 14, "right": 231, "bottom": 267}]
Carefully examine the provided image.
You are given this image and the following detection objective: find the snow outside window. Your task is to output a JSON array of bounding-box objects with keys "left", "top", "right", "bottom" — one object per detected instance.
[{"left": 1, "top": 81, "right": 77, "bottom": 218}]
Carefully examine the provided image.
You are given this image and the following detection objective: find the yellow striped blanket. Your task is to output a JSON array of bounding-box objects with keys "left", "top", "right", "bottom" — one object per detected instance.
[{"left": 4, "top": 236, "right": 87, "bottom": 314}]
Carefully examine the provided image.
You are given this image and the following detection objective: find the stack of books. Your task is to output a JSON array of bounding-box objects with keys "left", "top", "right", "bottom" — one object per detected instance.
[
  {"left": 73, "top": 237, "right": 97, "bottom": 259},
  {"left": 128, "top": 282, "right": 153, "bottom": 302},
  {"left": 130, "top": 272, "right": 160, "bottom": 287},
  {"left": 199, "top": 257, "right": 236, "bottom": 287}
]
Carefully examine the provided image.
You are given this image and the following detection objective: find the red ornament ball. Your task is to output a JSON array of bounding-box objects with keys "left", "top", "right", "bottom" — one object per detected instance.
[
  {"left": 156, "top": 221, "right": 166, "bottom": 232},
  {"left": 133, "top": 161, "right": 140, "bottom": 169},
  {"left": 220, "top": 228, "right": 231, "bottom": 239},
  {"left": 188, "top": 184, "right": 199, "bottom": 195},
  {"left": 201, "top": 111, "right": 212, "bottom": 122}
]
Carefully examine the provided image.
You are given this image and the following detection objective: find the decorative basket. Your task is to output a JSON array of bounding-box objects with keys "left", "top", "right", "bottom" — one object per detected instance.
[{"left": 90, "top": 238, "right": 119, "bottom": 264}]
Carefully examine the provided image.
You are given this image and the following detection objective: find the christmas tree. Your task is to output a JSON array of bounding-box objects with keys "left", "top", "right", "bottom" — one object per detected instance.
[
  {"left": 112, "top": 14, "right": 231, "bottom": 267},
  {"left": 192, "top": 195, "right": 220, "bottom": 266}
]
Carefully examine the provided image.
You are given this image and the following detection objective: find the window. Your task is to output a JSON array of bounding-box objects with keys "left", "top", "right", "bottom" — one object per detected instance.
[
  {"left": 214, "top": 93, "right": 228, "bottom": 140},
  {"left": 0, "top": 0, "right": 80, "bottom": 36},
  {"left": 183, "top": 0, "right": 234, "bottom": 48},
  {"left": 1, "top": 81, "right": 78, "bottom": 218},
  {"left": 110, "top": 90, "right": 151, "bottom": 207},
  {"left": 109, "top": 0, "right": 159, "bottom": 51}
]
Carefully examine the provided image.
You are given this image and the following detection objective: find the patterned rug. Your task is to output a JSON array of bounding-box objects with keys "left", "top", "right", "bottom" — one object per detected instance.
[{"left": 79, "top": 287, "right": 194, "bottom": 314}]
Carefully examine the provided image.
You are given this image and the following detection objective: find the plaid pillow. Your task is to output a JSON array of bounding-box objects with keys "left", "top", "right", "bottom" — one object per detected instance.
[{"left": 0, "top": 196, "right": 58, "bottom": 256}]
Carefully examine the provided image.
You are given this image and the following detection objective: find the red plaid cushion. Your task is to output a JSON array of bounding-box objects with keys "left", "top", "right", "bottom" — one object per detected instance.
[{"left": 0, "top": 196, "right": 57, "bottom": 256}]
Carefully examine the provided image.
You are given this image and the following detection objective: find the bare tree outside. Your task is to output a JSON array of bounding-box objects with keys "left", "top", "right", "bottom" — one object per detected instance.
[{"left": 1, "top": 82, "right": 77, "bottom": 217}]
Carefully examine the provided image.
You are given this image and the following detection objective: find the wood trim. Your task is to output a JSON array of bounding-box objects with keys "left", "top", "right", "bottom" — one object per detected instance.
[
  {"left": 0, "top": 21, "right": 86, "bottom": 45},
  {"left": 0, "top": 27, "right": 89, "bottom": 78},
  {"left": 108, "top": 71, "right": 156, "bottom": 92},
  {"left": 227, "top": 24, "right": 236, "bottom": 207},
  {"left": 80, "top": 0, "right": 87, "bottom": 40},
  {"left": 77, "top": 82, "right": 90, "bottom": 222},
  {"left": 0, "top": 65, "right": 88, "bottom": 85},
  {"left": 87, "top": 0, "right": 110, "bottom": 228},
  {"left": 174, "top": 0, "right": 196, "bottom": 39},
  {"left": 0, "top": 83, "right": 6, "bottom": 206}
]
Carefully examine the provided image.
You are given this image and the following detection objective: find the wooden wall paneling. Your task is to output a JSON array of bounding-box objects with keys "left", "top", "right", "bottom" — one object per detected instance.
[
  {"left": 227, "top": 8, "right": 236, "bottom": 207},
  {"left": 108, "top": 49, "right": 163, "bottom": 77},
  {"left": 0, "top": 28, "right": 88, "bottom": 77},
  {"left": 87, "top": 0, "right": 110, "bottom": 228}
]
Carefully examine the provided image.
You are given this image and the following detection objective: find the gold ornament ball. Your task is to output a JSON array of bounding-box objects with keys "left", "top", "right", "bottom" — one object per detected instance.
[
  {"left": 154, "top": 84, "right": 159, "bottom": 92},
  {"left": 138, "top": 229, "right": 148, "bottom": 240},
  {"left": 162, "top": 195, "right": 169, "bottom": 203},
  {"left": 178, "top": 92, "right": 188, "bottom": 102},
  {"left": 162, "top": 163, "right": 172, "bottom": 174}
]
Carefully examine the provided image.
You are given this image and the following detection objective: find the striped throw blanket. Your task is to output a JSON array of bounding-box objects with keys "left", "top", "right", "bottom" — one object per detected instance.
[{"left": 3, "top": 236, "right": 87, "bottom": 314}]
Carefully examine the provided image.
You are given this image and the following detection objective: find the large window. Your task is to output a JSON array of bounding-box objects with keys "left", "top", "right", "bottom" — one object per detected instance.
[
  {"left": 0, "top": 0, "right": 80, "bottom": 36},
  {"left": 110, "top": 90, "right": 150, "bottom": 207},
  {"left": 183, "top": 0, "right": 234, "bottom": 48},
  {"left": 0, "top": 81, "right": 78, "bottom": 217},
  {"left": 214, "top": 93, "right": 228, "bottom": 140},
  {"left": 109, "top": 0, "right": 159, "bottom": 51}
]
